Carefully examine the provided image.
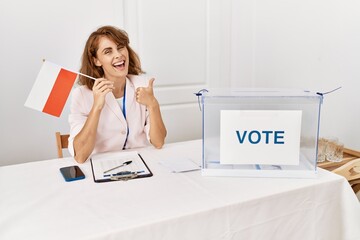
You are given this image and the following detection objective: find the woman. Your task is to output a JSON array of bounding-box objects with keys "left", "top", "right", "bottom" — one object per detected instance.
[{"left": 68, "top": 25, "right": 167, "bottom": 163}]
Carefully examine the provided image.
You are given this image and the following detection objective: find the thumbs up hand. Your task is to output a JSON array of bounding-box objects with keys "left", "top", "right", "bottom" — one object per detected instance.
[{"left": 136, "top": 78, "right": 158, "bottom": 108}]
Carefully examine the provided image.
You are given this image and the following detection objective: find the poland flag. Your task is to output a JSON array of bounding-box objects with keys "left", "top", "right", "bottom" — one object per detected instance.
[{"left": 25, "top": 61, "right": 78, "bottom": 117}]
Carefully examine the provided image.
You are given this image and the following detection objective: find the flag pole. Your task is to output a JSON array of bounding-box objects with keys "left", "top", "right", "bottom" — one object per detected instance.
[{"left": 78, "top": 72, "right": 96, "bottom": 81}]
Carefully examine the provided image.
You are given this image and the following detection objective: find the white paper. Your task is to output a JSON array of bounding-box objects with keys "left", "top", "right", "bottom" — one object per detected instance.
[{"left": 159, "top": 157, "right": 200, "bottom": 173}]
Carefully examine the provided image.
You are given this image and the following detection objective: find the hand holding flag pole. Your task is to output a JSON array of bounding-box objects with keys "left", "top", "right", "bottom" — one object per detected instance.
[{"left": 25, "top": 60, "right": 95, "bottom": 117}]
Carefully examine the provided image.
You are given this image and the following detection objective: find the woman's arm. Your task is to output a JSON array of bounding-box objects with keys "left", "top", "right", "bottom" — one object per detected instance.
[
  {"left": 136, "top": 78, "right": 167, "bottom": 148},
  {"left": 73, "top": 78, "right": 114, "bottom": 163},
  {"left": 147, "top": 98, "right": 167, "bottom": 148}
]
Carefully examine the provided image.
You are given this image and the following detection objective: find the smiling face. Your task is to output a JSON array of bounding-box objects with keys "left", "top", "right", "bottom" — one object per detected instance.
[
  {"left": 79, "top": 26, "right": 144, "bottom": 90},
  {"left": 93, "top": 36, "right": 129, "bottom": 81}
]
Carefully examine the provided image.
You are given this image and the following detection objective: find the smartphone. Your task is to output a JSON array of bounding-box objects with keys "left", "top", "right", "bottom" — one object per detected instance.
[{"left": 60, "top": 166, "right": 85, "bottom": 182}]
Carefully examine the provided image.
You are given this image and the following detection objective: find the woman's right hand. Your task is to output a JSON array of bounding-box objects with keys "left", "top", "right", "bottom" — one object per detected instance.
[{"left": 92, "top": 78, "right": 114, "bottom": 110}]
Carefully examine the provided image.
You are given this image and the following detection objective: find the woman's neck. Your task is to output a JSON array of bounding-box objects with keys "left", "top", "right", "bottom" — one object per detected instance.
[{"left": 112, "top": 77, "right": 126, "bottom": 98}]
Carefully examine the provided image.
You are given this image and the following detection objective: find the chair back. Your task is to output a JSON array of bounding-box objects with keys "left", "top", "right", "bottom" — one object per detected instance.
[{"left": 55, "top": 132, "right": 70, "bottom": 158}]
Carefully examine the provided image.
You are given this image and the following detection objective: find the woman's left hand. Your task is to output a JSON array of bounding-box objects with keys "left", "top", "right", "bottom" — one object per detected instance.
[
  {"left": 136, "top": 78, "right": 167, "bottom": 148},
  {"left": 136, "top": 78, "right": 158, "bottom": 108}
]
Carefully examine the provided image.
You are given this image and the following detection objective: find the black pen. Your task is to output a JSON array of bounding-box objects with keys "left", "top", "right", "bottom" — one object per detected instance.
[{"left": 103, "top": 160, "right": 132, "bottom": 174}]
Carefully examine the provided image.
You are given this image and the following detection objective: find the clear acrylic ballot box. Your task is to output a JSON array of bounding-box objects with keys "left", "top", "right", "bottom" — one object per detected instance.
[{"left": 199, "top": 89, "right": 323, "bottom": 178}]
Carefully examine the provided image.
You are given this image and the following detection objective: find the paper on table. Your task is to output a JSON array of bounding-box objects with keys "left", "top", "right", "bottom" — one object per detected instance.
[
  {"left": 159, "top": 157, "right": 200, "bottom": 173},
  {"left": 91, "top": 151, "right": 151, "bottom": 181}
]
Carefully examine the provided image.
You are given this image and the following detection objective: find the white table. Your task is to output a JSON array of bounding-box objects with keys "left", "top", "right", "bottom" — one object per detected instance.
[{"left": 1, "top": 140, "right": 359, "bottom": 240}]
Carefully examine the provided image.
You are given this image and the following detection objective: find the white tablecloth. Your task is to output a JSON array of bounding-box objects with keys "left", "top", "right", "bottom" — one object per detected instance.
[{"left": 0, "top": 140, "right": 359, "bottom": 240}]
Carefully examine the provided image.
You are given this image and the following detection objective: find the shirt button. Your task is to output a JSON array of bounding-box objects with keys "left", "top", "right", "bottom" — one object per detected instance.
[{"left": 121, "top": 130, "right": 126, "bottom": 135}]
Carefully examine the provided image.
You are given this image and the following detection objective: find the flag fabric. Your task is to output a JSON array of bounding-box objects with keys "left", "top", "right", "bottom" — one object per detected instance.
[{"left": 25, "top": 61, "right": 78, "bottom": 117}]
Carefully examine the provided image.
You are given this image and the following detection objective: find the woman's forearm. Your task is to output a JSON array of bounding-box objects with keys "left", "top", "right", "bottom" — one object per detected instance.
[
  {"left": 73, "top": 106, "right": 102, "bottom": 163},
  {"left": 148, "top": 100, "right": 167, "bottom": 148},
  {"left": 73, "top": 78, "right": 114, "bottom": 163}
]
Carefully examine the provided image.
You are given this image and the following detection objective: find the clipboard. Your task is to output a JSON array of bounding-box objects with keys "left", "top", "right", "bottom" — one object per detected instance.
[{"left": 90, "top": 151, "right": 153, "bottom": 183}]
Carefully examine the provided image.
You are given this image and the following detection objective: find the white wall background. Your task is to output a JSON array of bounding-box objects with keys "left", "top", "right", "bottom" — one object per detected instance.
[
  {"left": 231, "top": 0, "right": 360, "bottom": 151},
  {"left": 0, "top": 0, "right": 359, "bottom": 166}
]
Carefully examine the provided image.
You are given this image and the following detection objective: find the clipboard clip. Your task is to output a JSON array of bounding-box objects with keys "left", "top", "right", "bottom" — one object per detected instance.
[{"left": 110, "top": 171, "right": 138, "bottom": 181}]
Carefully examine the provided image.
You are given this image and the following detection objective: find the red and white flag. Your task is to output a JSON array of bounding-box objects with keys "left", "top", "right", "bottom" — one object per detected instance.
[{"left": 25, "top": 61, "right": 79, "bottom": 117}]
